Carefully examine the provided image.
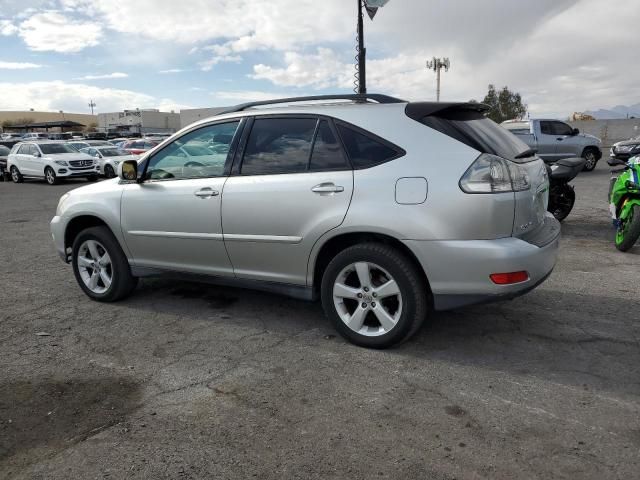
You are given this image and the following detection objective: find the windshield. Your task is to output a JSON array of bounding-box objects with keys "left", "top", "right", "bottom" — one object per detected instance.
[
  {"left": 419, "top": 110, "right": 531, "bottom": 162},
  {"left": 39, "top": 143, "right": 76, "bottom": 154},
  {"left": 101, "top": 148, "right": 128, "bottom": 157}
]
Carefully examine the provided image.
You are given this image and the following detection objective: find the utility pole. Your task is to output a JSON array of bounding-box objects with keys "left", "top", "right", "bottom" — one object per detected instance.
[
  {"left": 355, "top": 0, "right": 390, "bottom": 95},
  {"left": 426, "top": 57, "right": 450, "bottom": 102},
  {"left": 88, "top": 99, "right": 96, "bottom": 115}
]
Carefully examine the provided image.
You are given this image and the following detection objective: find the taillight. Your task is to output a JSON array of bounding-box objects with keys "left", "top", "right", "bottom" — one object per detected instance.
[
  {"left": 490, "top": 271, "right": 529, "bottom": 285},
  {"left": 460, "top": 153, "right": 530, "bottom": 193}
]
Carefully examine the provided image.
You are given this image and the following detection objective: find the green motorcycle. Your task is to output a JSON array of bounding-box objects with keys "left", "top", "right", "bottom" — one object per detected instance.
[{"left": 608, "top": 155, "right": 640, "bottom": 251}]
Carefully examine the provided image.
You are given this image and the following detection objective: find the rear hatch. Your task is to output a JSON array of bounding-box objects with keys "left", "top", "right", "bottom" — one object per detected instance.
[{"left": 406, "top": 103, "right": 549, "bottom": 238}]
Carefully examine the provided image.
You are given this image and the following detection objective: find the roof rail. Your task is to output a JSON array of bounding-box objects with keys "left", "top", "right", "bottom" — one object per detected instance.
[{"left": 217, "top": 93, "right": 406, "bottom": 116}]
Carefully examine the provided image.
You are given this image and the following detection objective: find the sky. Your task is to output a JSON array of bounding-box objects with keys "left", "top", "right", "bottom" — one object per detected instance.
[{"left": 0, "top": 0, "right": 638, "bottom": 118}]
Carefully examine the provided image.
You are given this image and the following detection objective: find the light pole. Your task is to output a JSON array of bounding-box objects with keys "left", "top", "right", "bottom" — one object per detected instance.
[
  {"left": 426, "top": 57, "right": 450, "bottom": 102},
  {"left": 88, "top": 99, "right": 96, "bottom": 115},
  {"left": 355, "top": 0, "right": 391, "bottom": 95}
]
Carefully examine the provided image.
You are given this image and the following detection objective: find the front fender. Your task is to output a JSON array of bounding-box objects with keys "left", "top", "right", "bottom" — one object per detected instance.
[{"left": 620, "top": 197, "right": 640, "bottom": 221}]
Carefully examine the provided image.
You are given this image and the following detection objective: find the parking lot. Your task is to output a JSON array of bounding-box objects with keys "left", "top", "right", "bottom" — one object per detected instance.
[{"left": 0, "top": 159, "right": 638, "bottom": 479}]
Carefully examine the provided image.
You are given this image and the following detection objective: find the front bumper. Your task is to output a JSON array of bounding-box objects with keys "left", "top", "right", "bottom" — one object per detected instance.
[
  {"left": 405, "top": 214, "right": 561, "bottom": 310},
  {"left": 56, "top": 166, "right": 99, "bottom": 178},
  {"left": 50, "top": 215, "right": 68, "bottom": 262}
]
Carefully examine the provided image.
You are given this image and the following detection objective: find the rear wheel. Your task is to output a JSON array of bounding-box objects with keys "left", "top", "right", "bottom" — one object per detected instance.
[
  {"left": 548, "top": 184, "right": 575, "bottom": 222},
  {"left": 72, "top": 226, "right": 138, "bottom": 301},
  {"left": 321, "top": 243, "right": 428, "bottom": 349},
  {"left": 45, "top": 167, "right": 59, "bottom": 185},
  {"left": 10, "top": 166, "right": 23, "bottom": 183},
  {"left": 615, "top": 204, "right": 640, "bottom": 252},
  {"left": 582, "top": 148, "right": 598, "bottom": 171}
]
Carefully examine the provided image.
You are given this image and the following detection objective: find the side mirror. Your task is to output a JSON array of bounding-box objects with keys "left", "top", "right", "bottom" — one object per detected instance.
[
  {"left": 572, "top": 128, "right": 580, "bottom": 136},
  {"left": 118, "top": 160, "right": 138, "bottom": 181},
  {"left": 34, "top": 152, "right": 41, "bottom": 157}
]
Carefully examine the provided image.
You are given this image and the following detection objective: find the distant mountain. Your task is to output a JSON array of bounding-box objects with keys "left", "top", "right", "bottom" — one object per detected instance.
[{"left": 584, "top": 103, "right": 640, "bottom": 119}]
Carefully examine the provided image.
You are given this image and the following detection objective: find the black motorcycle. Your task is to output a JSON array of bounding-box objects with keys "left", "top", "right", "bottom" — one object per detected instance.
[{"left": 546, "top": 157, "right": 586, "bottom": 221}]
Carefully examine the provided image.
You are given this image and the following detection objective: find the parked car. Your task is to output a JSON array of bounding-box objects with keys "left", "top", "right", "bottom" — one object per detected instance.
[
  {"left": 1, "top": 133, "right": 23, "bottom": 141},
  {"left": 0, "top": 144, "right": 10, "bottom": 180},
  {"left": 121, "top": 139, "right": 159, "bottom": 155},
  {"left": 48, "top": 133, "right": 73, "bottom": 141},
  {"left": 610, "top": 135, "right": 640, "bottom": 163},
  {"left": 8, "top": 141, "right": 100, "bottom": 185},
  {"left": 50, "top": 94, "right": 560, "bottom": 348},
  {"left": 65, "top": 132, "right": 85, "bottom": 139},
  {"left": 79, "top": 145, "right": 139, "bottom": 178},
  {"left": 67, "top": 140, "right": 113, "bottom": 152},
  {"left": 85, "top": 132, "right": 108, "bottom": 140},
  {"left": 22, "top": 132, "right": 50, "bottom": 141},
  {"left": 502, "top": 119, "right": 602, "bottom": 171}
]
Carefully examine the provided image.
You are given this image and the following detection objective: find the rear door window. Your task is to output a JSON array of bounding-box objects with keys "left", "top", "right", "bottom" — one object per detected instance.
[
  {"left": 551, "top": 121, "right": 573, "bottom": 136},
  {"left": 309, "top": 120, "right": 349, "bottom": 171},
  {"left": 241, "top": 118, "right": 316, "bottom": 175},
  {"left": 335, "top": 123, "right": 403, "bottom": 169}
]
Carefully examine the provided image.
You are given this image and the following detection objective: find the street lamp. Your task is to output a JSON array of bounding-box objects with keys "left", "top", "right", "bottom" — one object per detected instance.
[
  {"left": 356, "top": 0, "right": 391, "bottom": 95},
  {"left": 426, "top": 57, "right": 450, "bottom": 102}
]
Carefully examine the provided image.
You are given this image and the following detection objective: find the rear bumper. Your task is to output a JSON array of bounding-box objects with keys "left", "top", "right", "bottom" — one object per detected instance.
[{"left": 405, "top": 214, "right": 561, "bottom": 310}]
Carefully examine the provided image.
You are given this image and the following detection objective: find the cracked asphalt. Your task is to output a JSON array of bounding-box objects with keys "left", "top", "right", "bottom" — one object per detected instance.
[{"left": 1, "top": 158, "right": 639, "bottom": 479}]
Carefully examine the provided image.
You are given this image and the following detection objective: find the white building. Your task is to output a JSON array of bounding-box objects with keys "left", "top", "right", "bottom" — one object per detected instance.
[
  {"left": 180, "top": 107, "right": 227, "bottom": 129},
  {"left": 98, "top": 109, "right": 181, "bottom": 135}
]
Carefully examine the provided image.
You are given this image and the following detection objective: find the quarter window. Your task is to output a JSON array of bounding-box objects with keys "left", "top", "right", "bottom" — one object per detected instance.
[
  {"left": 145, "top": 121, "right": 239, "bottom": 180},
  {"left": 241, "top": 118, "right": 316, "bottom": 175},
  {"left": 336, "top": 123, "right": 400, "bottom": 168}
]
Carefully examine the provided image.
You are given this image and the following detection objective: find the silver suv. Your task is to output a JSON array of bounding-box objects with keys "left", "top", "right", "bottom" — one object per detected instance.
[{"left": 51, "top": 94, "right": 560, "bottom": 348}]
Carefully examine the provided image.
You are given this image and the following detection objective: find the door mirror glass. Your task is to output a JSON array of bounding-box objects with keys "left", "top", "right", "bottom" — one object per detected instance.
[{"left": 119, "top": 160, "right": 138, "bottom": 181}]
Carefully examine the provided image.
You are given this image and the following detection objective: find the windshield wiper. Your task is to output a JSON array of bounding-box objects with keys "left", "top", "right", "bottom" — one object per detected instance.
[{"left": 514, "top": 148, "right": 538, "bottom": 159}]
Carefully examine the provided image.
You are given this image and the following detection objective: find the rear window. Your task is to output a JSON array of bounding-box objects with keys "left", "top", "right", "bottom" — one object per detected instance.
[{"left": 419, "top": 110, "right": 531, "bottom": 162}]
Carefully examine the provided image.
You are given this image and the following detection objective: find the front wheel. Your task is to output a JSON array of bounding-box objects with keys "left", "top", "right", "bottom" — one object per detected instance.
[
  {"left": 582, "top": 149, "right": 599, "bottom": 171},
  {"left": 72, "top": 226, "right": 138, "bottom": 301},
  {"left": 45, "top": 167, "right": 59, "bottom": 185},
  {"left": 104, "top": 164, "right": 115, "bottom": 178},
  {"left": 548, "top": 184, "right": 575, "bottom": 222},
  {"left": 321, "top": 243, "right": 428, "bottom": 349},
  {"left": 615, "top": 204, "right": 640, "bottom": 252}
]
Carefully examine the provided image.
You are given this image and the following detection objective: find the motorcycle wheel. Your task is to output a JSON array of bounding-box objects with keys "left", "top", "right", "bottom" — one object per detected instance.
[
  {"left": 548, "top": 184, "right": 575, "bottom": 222},
  {"left": 615, "top": 205, "right": 640, "bottom": 252}
]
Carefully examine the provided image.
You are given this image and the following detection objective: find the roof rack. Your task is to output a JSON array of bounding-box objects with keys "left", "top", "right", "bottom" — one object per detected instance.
[{"left": 217, "top": 93, "right": 406, "bottom": 116}]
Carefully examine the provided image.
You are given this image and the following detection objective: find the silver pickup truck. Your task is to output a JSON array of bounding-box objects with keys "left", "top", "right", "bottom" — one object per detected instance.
[{"left": 502, "top": 119, "right": 602, "bottom": 171}]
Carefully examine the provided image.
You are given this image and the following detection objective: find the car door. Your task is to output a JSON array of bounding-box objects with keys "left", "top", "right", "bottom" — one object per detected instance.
[
  {"left": 221, "top": 116, "right": 354, "bottom": 285},
  {"left": 23, "top": 144, "right": 41, "bottom": 175},
  {"left": 550, "top": 121, "right": 579, "bottom": 159},
  {"left": 120, "top": 120, "right": 242, "bottom": 276},
  {"left": 12, "top": 144, "right": 30, "bottom": 174},
  {"left": 536, "top": 121, "right": 560, "bottom": 161}
]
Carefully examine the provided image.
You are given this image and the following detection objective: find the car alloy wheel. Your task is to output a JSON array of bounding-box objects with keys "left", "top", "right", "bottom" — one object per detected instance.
[
  {"left": 77, "top": 239, "right": 113, "bottom": 294},
  {"left": 45, "top": 167, "right": 57, "bottom": 185},
  {"left": 583, "top": 151, "right": 597, "bottom": 170},
  {"left": 332, "top": 261, "right": 403, "bottom": 337},
  {"left": 11, "top": 166, "right": 21, "bottom": 183}
]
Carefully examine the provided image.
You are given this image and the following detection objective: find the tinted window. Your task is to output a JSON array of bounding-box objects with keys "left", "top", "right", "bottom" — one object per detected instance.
[
  {"left": 419, "top": 110, "right": 530, "bottom": 162},
  {"left": 39, "top": 143, "right": 75, "bottom": 154},
  {"left": 551, "top": 121, "right": 573, "bottom": 136},
  {"left": 540, "top": 121, "right": 554, "bottom": 135},
  {"left": 336, "top": 124, "right": 400, "bottom": 168},
  {"left": 146, "top": 121, "right": 239, "bottom": 180},
  {"left": 309, "top": 120, "right": 348, "bottom": 171},
  {"left": 241, "top": 118, "right": 316, "bottom": 175}
]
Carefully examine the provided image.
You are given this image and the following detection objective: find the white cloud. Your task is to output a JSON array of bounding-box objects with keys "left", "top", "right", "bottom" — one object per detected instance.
[
  {"left": 0, "top": 80, "right": 174, "bottom": 112},
  {"left": 211, "top": 90, "right": 304, "bottom": 103},
  {"left": 0, "top": 61, "right": 42, "bottom": 69},
  {"left": 75, "top": 72, "right": 128, "bottom": 80},
  {"left": 0, "top": 20, "right": 18, "bottom": 35},
  {"left": 159, "top": 69, "right": 184, "bottom": 74},
  {"left": 198, "top": 55, "right": 242, "bottom": 72},
  {"left": 18, "top": 11, "right": 103, "bottom": 53}
]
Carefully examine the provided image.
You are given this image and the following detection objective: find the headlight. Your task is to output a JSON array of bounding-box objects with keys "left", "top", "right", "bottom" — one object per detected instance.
[
  {"left": 56, "top": 193, "right": 70, "bottom": 216},
  {"left": 55, "top": 160, "right": 68, "bottom": 166}
]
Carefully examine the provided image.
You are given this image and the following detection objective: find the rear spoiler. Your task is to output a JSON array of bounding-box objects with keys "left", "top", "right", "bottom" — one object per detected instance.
[{"left": 405, "top": 102, "right": 490, "bottom": 121}]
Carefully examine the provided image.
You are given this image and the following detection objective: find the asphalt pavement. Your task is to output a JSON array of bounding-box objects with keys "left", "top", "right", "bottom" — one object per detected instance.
[{"left": 0, "top": 159, "right": 638, "bottom": 479}]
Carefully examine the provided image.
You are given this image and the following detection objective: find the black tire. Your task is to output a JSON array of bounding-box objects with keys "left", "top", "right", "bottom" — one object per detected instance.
[
  {"left": 45, "top": 167, "right": 59, "bottom": 185},
  {"left": 615, "top": 205, "right": 640, "bottom": 252},
  {"left": 71, "top": 226, "right": 138, "bottom": 302},
  {"left": 582, "top": 148, "right": 599, "bottom": 171},
  {"left": 321, "top": 243, "right": 429, "bottom": 349},
  {"left": 86, "top": 175, "right": 99, "bottom": 182},
  {"left": 548, "top": 184, "right": 575, "bottom": 222},
  {"left": 104, "top": 164, "right": 115, "bottom": 178},
  {"left": 10, "top": 166, "right": 23, "bottom": 183}
]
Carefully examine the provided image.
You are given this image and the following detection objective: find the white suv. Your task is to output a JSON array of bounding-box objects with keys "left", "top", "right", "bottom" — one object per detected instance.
[{"left": 8, "top": 141, "right": 100, "bottom": 185}]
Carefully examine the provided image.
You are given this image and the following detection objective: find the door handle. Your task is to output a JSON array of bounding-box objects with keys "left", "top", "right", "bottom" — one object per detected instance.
[
  {"left": 194, "top": 188, "right": 219, "bottom": 198},
  {"left": 556, "top": 137, "right": 564, "bottom": 141},
  {"left": 312, "top": 183, "right": 344, "bottom": 194}
]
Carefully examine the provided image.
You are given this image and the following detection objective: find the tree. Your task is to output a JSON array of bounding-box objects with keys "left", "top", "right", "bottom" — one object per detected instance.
[
  {"left": 85, "top": 122, "right": 98, "bottom": 132},
  {"left": 482, "top": 84, "right": 527, "bottom": 123}
]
